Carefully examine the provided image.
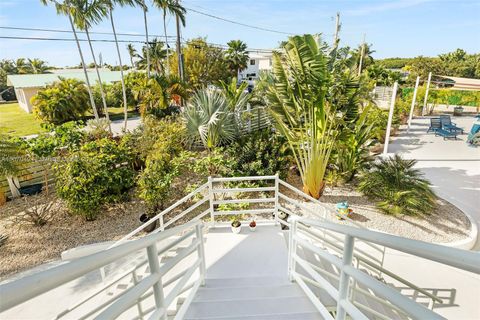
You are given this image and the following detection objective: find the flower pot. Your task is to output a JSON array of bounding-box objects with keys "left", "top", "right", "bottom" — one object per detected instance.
[
  {"left": 249, "top": 226, "right": 256, "bottom": 232},
  {"left": 453, "top": 107, "right": 464, "bottom": 116},
  {"left": 139, "top": 213, "right": 157, "bottom": 233},
  {"left": 231, "top": 226, "right": 242, "bottom": 234}
]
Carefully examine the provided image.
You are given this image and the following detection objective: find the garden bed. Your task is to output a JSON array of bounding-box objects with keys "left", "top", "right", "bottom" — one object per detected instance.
[{"left": 282, "top": 173, "right": 471, "bottom": 244}]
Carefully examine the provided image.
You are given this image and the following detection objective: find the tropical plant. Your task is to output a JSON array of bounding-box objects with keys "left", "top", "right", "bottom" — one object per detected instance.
[
  {"left": 225, "top": 129, "right": 290, "bottom": 179},
  {"left": 152, "top": 0, "right": 186, "bottom": 75},
  {"left": 250, "top": 70, "right": 274, "bottom": 106},
  {"left": 85, "top": 118, "right": 112, "bottom": 140},
  {"left": 31, "top": 78, "right": 91, "bottom": 125},
  {"left": 41, "top": 0, "right": 99, "bottom": 119},
  {"left": 126, "top": 43, "right": 137, "bottom": 68},
  {"left": 28, "top": 58, "right": 52, "bottom": 74},
  {"left": 0, "top": 135, "right": 26, "bottom": 177},
  {"left": 55, "top": 138, "right": 135, "bottom": 220},
  {"left": 184, "top": 89, "right": 237, "bottom": 150},
  {"left": 225, "top": 40, "right": 249, "bottom": 78},
  {"left": 268, "top": 34, "right": 337, "bottom": 199},
  {"left": 219, "top": 77, "right": 249, "bottom": 111},
  {"left": 358, "top": 155, "right": 436, "bottom": 216},
  {"left": 136, "top": 38, "right": 168, "bottom": 74}
]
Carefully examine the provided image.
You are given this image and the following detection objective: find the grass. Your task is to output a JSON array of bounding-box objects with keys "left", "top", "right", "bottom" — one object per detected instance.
[
  {"left": 0, "top": 103, "right": 46, "bottom": 137},
  {"left": 0, "top": 103, "right": 139, "bottom": 137}
]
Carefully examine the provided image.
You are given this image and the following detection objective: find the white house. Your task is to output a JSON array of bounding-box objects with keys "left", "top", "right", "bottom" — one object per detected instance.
[
  {"left": 7, "top": 69, "right": 124, "bottom": 113},
  {"left": 239, "top": 52, "right": 273, "bottom": 82}
]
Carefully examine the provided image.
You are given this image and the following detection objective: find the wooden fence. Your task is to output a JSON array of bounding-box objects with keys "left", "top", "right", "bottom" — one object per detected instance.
[{"left": 237, "top": 106, "right": 272, "bottom": 134}]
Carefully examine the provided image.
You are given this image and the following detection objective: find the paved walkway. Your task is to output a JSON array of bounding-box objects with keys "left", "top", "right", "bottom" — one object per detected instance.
[{"left": 388, "top": 115, "right": 480, "bottom": 250}]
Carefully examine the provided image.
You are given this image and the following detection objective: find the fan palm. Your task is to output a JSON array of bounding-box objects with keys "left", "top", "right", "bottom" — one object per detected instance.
[
  {"left": 225, "top": 40, "right": 249, "bottom": 78},
  {"left": 152, "top": 0, "right": 186, "bottom": 75},
  {"left": 184, "top": 89, "right": 237, "bottom": 150},
  {"left": 40, "top": 0, "right": 99, "bottom": 119},
  {"left": 126, "top": 43, "right": 136, "bottom": 68},
  {"left": 268, "top": 34, "right": 337, "bottom": 199}
]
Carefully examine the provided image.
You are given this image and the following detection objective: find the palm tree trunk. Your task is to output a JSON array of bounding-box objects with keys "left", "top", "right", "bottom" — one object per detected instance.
[
  {"left": 142, "top": 1, "right": 150, "bottom": 78},
  {"left": 163, "top": 11, "right": 169, "bottom": 75},
  {"left": 68, "top": 14, "right": 98, "bottom": 119},
  {"left": 109, "top": 9, "right": 129, "bottom": 132},
  {"left": 85, "top": 28, "right": 112, "bottom": 133}
]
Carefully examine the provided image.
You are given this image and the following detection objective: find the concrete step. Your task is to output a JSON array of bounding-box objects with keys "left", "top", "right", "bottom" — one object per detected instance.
[
  {"left": 193, "top": 283, "right": 304, "bottom": 301},
  {"left": 184, "top": 311, "right": 325, "bottom": 320},
  {"left": 184, "top": 296, "right": 319, "bottom": 319},
  {"left": 203, "top": 276, "right": 288, "bottom": 288}
]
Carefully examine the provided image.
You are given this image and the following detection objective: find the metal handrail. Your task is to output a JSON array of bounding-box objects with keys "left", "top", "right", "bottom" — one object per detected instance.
[{"left": 289, "top": 217, "right": 480, "bottom": 320}]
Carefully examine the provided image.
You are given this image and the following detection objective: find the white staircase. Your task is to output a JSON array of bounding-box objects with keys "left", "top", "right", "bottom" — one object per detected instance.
[{"left": 184, "top": 276, "right": 323, "bottom": 320}]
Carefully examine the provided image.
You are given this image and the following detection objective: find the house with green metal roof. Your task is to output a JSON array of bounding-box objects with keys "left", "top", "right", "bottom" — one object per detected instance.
[{"left": 6, "top": 70, "right": 124, "bottom": 113}]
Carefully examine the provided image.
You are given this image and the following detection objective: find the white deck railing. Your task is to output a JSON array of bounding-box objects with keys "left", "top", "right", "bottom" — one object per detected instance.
[
  {"left": 288, "top": 217, "right": 480, "bottom": 320},
  {"left": 0, "top": 220, "right": 206, "bottom": 320}
]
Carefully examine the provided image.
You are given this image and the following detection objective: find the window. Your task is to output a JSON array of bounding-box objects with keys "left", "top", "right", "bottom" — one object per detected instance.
[{"left": 250, "top": 59, "right": 256, "bottom": 65}]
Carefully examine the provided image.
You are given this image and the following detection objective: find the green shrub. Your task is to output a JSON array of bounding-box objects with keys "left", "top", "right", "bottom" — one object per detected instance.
[
  {"left": 55, "top": 138, "right": 135, "bottom": 220},
  {"left": 225, "top": 129, "right": 290, "bottom": 179},
  {"left": 31, "top": 78, "right": 91, "bottom": 125},
  {"left": 358, "top": 155, "right": 436, "bottom": 216}
]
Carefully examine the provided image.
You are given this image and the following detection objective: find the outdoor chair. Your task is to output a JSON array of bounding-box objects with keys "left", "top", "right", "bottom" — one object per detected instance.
[
  {"left": 435, "top": 128, "right": 457, "bottom": 140},
  {"left": 440, "top": 115, "right": 464, "bottom": 134},
  {"left": 427, "top": 118, "right": 442, "bottom": 133},
  {"left": 467, "top": 124, "right": 480, "bottom": 144}
]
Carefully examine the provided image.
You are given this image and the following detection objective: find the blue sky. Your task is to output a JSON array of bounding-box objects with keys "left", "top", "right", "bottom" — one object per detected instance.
[{"left": 0, "top": 0, "right": 479, "bottom": 67}]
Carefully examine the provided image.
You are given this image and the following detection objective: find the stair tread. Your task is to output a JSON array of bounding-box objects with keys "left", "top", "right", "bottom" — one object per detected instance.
[
  {"left": 184, "top": 296, "right": 319, "bottom": 318},
  {"left": 185, "top": 311, "right": 325, "bottom": 320},
  {"left": 203, "top": 276, "right": 289, "bottom": 288},
  {"left": 194, "top": 284, "right": 304, "bottom": 301}
]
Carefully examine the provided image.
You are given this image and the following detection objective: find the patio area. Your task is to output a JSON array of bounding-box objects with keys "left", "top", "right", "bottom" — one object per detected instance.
[{"left": 388, "top": 115, "right": 480, "bottom": 249}]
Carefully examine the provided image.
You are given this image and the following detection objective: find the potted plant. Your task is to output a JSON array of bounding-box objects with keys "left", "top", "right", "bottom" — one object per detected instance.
[
  {"left": 249, "top": 220, "right": 256, "bottom": 232},
  {"left": 231, "top": 219, "right": 241, "bottom": 234},
  {"left": 278, "top": 211, "right": 289, "bottom": 230},
  {"left": 139, "top": 213, "right": 158, "bottom": 233},
  {"left": 454, "top": 106, "right": 464, "bottom": 116}
]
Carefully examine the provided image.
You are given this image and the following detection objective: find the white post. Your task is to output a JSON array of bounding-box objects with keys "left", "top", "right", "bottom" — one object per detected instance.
[
  {"left": 288, "top": 218, "right": 297, "bottom": 281},
  {"left": 6, "top": 176, "right": 21, "bottom": 198},
  {"left": 407, "top": 76, "right": 420, "bottom": 133},
  {"left": 422, "top": 72, "right": 432, "bottom": 116},
  {"left": 336, "top": 235, "right": 355, "bottom": 320},
  {"left": 146, "top": 244, "right": 166, "bottom": 320},
  {"left": 247, "top": 103, "right": 252, "bottom": 133},
  {"left": 383, "top": 81, "right": 398, "bottom": 156},
  {"left": 195, "top": 224, "right": 206, "bottom": 286},
  {"left": 132, "top": 270, "right": 145, "bottom": 320},
  {"left": 208, "top": 176, "right": 215, "bottom": 227},
  {"left": 274, "top": 173, "right": 279, "bottom": 222}
]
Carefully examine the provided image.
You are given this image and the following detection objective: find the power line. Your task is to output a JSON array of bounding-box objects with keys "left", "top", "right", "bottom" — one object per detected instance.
[
  {"left": 0, "top": 26, "right": 177, "bottom": 38},
  {"left": 184, "top": 6, "right": 294, "bottom": 36}
]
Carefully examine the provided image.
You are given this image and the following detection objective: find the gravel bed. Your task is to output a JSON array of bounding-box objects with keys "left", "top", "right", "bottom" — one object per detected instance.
[{"left": 281, "top": 173, "right": 471, "bottom": 244}]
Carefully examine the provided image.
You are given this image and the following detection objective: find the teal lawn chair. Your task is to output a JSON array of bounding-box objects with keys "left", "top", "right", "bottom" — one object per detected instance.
[{"left": 467, "top": 124, "right": 480, "bottom": 144}]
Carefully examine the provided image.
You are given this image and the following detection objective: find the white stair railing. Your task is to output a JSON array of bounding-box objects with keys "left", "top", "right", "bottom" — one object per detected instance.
[
  {"left": 288, "top": 217, "right": 480, "bottom": 320},
  {"left": 0, "top": 220, "right": 206, "bottom": 320}
]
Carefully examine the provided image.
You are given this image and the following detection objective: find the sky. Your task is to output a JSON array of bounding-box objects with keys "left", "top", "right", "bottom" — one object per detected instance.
[{"left": 0, "top": 0, "right": 479, "bottom": 67}]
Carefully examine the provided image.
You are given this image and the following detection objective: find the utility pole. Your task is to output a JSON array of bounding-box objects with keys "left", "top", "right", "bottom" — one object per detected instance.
[
  {"left": 176, "top": 0, "right": 184, "bottom": 82},
  {"left": 332, "top": 12, "right": 340, "bottom": 48},
  {"left": 358, "top": 33, "right": 366, "bottom": 76}
]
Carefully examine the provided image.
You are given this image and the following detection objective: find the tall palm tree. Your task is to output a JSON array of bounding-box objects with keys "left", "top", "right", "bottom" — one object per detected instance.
[
  {"left": 126, "top": 43, "right": 136, "bottom": 68},
  {"left": 28, "top": 58, "right": 51, "bottom": 74},
  {"left": 40, "top": 0, "right": 99, "bottom": 119},
  {"left": 15, "top": 58, "right": 32, "bottom": 74},
  {"left": 130, "top": 0, "right": 150, "bottom": 77},
  {"left": 136, "top": 38, "right": 168, "bottom": 74},
  {"left": 225, "top": 40, "right": 249, "bottom": 79},
  {"left": 152, "top": 0, "right": 186, "bottom": 75},
  {"left": 106, "top": 0, "right": 130, "bottom": 131},
  {"left": 67, "top": 0, "right": 111, "bottom": 130}
]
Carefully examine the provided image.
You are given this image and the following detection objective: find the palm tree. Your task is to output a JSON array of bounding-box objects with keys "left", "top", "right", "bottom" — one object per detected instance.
[
  {"left": 67, "top": 0, "right": 111, "bottom": 130},
  {"left": 106, "top": 0, "right": 130, "bottom": 131},
  {"left": 132, "top": 0, "right": 150, "bottom": 77},
  {"left": 40, "top": 0, "right": 99, "bottom": 119},
  {"left": 15, "top": 58, "right": 32, "bottom": 74},
  {"left": 136, "top": 38, "right": 168, "bottom": 74},
  {"left": 28, "top": 59, "right": 51, "bottom": 74},
  {"left": 268, "top": 34, "right": 338, "bottom": 199},
  {"left": 225, "top": 40, "right": 249, "bottom": 78},
  {"left": 152, "top": 0, "right": 186, "bottom": 75},
  {"left": 219, "top": 77, "right": 249, "bottom": 112},
  {"left": 126, "top": 43, "right": 136, "bottom": 68}
]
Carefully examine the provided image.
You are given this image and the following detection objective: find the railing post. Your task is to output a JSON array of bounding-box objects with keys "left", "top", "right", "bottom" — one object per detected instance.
[
  {"left": 132, "top": 270, "right": 145, "bottom": 320},
  {"left": 336, "top": 235, "right": 355, "bottom": 320},
  {"left": 195, "top": 223, "right": 207, "bottom": 286},
  {"left": 146, "top": 244, "right": 166, "bottom": 320},
  {"left": 208, "top": 176, "right": 215, "bottom": 227},
  {"left": 288, "top": 218, "right": 297, "bottom": 282},
  {"left": 274, "top": 173, "right": 279, "bottom": 223},
  {"left": 159, "top": 216, "right": 164, "bottom": 231}
]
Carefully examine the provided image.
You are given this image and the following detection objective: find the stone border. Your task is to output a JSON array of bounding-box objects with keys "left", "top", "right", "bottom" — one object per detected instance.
[{"left": 442, "top": 209, "right": 478, "bottom": 250}]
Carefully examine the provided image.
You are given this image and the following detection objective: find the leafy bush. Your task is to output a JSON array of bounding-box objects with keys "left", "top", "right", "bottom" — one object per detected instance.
[
  {"left": 225, "top": 129, "right": 290, "bottom": 179},
  {"left": 55, "top": 138, "right": 135, "bottom": 220},
  {"left": 85, "top": 118, "right": 112, "bottom": 140},
  {"left": 358, "top": 155, "right": 436, "bottom": 216},
  {"left": 31, "top": 78, "right": 91, "bottom": 125}
]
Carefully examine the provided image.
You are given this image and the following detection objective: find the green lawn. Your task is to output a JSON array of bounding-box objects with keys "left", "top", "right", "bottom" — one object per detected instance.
[
  {"left": 0, "top": 103, "right": 139, "bottom": 137},
  {"left": 0, "top": 103, "right": 47, "bottom": 137}
]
